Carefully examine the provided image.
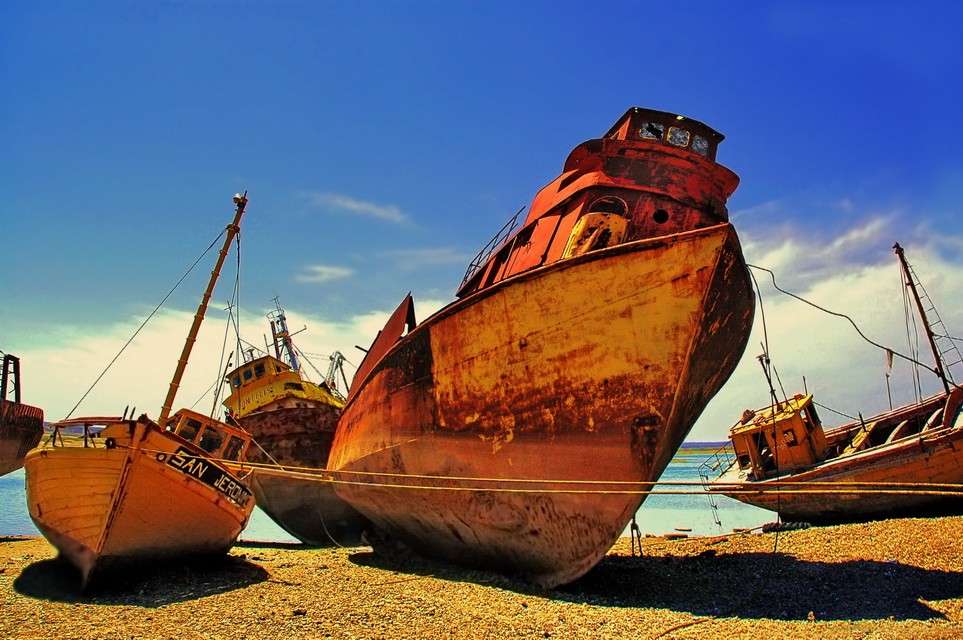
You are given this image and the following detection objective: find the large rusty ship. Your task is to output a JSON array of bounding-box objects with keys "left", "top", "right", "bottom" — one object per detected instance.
[{"left": 328, "top": 108, "right": 755, "bottom": 587}]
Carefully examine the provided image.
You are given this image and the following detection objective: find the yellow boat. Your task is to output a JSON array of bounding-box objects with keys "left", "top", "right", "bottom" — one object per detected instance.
[
  {"left": 24, "top": 193, "right": 255, "bottom": 588},
  {"left": 223, "top": 301, "right": 370, "bottom": 546}
]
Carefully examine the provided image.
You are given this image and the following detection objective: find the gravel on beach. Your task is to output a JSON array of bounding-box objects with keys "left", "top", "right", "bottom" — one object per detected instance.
[{"left": 2, "top": 516, "right": 962, "bottom": 639}]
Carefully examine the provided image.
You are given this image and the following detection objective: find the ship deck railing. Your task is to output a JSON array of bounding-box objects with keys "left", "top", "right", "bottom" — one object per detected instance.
[
  {"left": 698, "top": 441, "right": 737, "bottom": 489},
  {"left": 459, "top": 208, "right": 523, "bottom": 287}
]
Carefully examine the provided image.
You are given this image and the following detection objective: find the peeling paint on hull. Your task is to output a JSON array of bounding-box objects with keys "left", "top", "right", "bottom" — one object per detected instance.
[
  {"left": 239, "top": 406, "right": 371, "bottom": 546},
  {"left": 331, "top": 224, "right": 753, "bottom": 587}
]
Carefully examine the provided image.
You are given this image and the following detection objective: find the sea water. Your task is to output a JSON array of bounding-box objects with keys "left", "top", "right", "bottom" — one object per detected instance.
[{"left": 0, "top": 447, "right": 772, "bottom": 543}]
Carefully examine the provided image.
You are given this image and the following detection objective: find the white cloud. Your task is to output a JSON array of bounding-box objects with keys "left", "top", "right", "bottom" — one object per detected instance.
[
  {"left": 10, "top": 297, "right": 451, "bottom": 422},
  {"left": 301, "top": 191, "right": 408, "bottom": 224},
  {"left": 295, "top": 264, "right": 354, "bottom": 284},
  {"left": 689, "top": 229, "right": 963, "bottom": 442}
]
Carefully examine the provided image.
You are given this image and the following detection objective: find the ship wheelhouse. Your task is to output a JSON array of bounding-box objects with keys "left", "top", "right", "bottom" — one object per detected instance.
[
  {"left": 728, "top": 394, "right": 828, "bottom": 480},
  {"left": 456, "top": 107, "right": 739, "bottom": 299},
  {"left": 165, "top": 408, "right": 250, "bottom": 462}
]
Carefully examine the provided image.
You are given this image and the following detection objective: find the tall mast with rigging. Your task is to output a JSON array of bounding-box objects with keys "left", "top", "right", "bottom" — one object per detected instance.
[
  {"left": 894, "top": 242, "right": 950, "bottom": 394},
  {"left": 160, "top": 192, "right": 248, "bottom": 421}
]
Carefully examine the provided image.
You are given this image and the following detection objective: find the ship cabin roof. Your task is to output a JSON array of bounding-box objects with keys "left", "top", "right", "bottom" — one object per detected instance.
[
  {"left": 228, "top": 354, "right": 293, "bottom": 391},
  {"left": 164, "top": 408, "right": 251, "bottom": 462},
  {"left": 729, "top": 394, "right": 828, "bottom": 480},
  {"left": 602, "top": 107, "right": 725, "bottom": 162}
]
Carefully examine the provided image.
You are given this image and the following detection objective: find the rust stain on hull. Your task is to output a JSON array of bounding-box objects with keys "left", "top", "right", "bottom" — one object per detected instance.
[
  {"left": 331, "top": 108, "right": 755, "bottom": 587},
  {"left": 239, "top": 406, "right": 371, "bottom": 546},
  {"left": 0, "top": 399, "right": 43, "bottom": 476}
]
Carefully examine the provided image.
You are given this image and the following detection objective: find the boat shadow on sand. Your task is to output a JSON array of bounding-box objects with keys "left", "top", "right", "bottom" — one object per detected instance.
[
  {"left": 351, "top": 545, "right": 963, "bottom": 623},
  {"left": 12, "top": 543, "right": 269, "bottom": 606}
]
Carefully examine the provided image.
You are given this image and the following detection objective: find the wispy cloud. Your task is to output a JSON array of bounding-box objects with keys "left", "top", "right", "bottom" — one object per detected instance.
[
  {"left": 301, "top": 191, "right": 409, "bottom": 224},
  {"left": 295, "top": 264, "right": 354, "bottom": 284}
]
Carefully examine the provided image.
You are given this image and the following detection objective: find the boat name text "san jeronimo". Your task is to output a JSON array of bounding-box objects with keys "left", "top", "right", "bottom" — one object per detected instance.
[{"left": 166, "top": 447, "right": 253, "bottom": 508}]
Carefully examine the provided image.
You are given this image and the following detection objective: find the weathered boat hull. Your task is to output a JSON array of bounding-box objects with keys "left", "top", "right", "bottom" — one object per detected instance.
[
  {"left": 330, "top": 223, "right": 754, "bottom": 587},
  {"left": 25, "top": 419, "right": 254, "bottom": 586},
  {"left": 0, "top": 399, "right": 44, "bottom": 476},
  {"left": 715, "top": 417, "right": 963, "bottom": 524},
  {"left": 239, "top": 406, "right": 371, "bottom": 546}
]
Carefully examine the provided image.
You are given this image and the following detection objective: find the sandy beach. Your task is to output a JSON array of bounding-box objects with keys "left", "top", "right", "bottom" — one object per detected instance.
[{"left": 2, "top": 515, "right": 962, "bottom": 639}]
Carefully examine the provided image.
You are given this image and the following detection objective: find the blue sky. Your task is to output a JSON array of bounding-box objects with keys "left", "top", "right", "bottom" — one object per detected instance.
[{"left": 3, "top": 1, "right": 963, "bottom": 440}]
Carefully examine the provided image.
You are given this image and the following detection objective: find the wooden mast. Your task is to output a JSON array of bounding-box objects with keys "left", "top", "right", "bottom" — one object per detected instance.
[
  {"left": 159, "top": 192, "right": 248, "bottom": 421},
  {"left": 894, "top": 242, "right": 950, "bottom": 393}
]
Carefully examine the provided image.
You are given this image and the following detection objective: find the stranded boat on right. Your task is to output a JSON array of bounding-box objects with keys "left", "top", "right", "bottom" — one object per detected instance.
[{"left": 706, "top": 243, "right": 963, "bottom": 524}]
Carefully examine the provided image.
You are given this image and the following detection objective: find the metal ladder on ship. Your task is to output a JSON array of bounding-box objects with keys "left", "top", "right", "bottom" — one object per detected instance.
[{"left": 898, "top": 246, "right": 963, "bottom": 386}]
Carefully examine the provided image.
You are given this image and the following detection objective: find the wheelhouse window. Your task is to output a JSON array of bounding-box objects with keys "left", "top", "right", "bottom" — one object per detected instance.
[
  {"left": 692, "top": 135, "right": 709, "bottom": 156},
  {"left": 254, "top": 363, "right": 266, "bottom": 377},
  {"left": 223, "top": 435, "right": 246, "bottom": 461},
  {"left": 639, "top": 122, "right": 665, "bottom": 140},
  {"left": 197, "top": 427, "right": 224, "bottom": 454},
  {"left": 667, "top": 127, "right": 690, "bottom": 147},
  {"left": 175, "top": 417, "right": 203, "bottom": 442}
]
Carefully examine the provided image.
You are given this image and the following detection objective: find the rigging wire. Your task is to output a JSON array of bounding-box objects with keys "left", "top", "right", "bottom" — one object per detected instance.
[
  {"left": 747, "top": 267, "right": 785, "bottom": 554},
  {"left": 64, "top": 230, "right": 226, "bottom": 420},
  {"left": 209, "top": 232, "right": 243, "bottom": 417},
  {"left": 748, "top": 263, "right": 942, "bottom": 381}
]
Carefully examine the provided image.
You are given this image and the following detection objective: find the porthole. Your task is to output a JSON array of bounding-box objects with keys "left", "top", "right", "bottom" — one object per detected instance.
[{"left": 653, "top": 209, "right": 669, "bottom": 224}]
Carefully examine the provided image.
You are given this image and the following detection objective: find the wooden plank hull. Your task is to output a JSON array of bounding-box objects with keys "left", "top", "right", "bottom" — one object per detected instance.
[
  {"left": 715, "top": 422, "right": 963, "bottom": 523},
  {"left": 239, "top": 406, "right": 371, "bottom": 546},
  {"left": 330, "top": 223, "right": 754, "bottom": 587},
  {"left": 25, "top": 420, "right": 254, "bottom": 586},
  {"left": 0, "top": 399, "right": 44, "bottom": 476}
]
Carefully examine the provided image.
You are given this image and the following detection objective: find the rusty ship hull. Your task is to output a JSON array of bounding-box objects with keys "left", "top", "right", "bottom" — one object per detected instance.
[
  {"left": 1, "top": 354, "right": 44, "bottom": 477},
  {"left": 712, "top": 392, "right": 963, "bottom": 524},
  {"left": 330, "top": 108, "right": 754, "bottom": 586},
  {"left": 224, "top": 306, "right": 370, "bottom": 547},
  {"left": 238, "top": 405, "right": 371, "bottom": 546},
  {"left": 0, "top": 399, "right": 44, "bottom": 477},
  {"left": 331, "top": 223, "right": 753, "bottom": 587}
]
